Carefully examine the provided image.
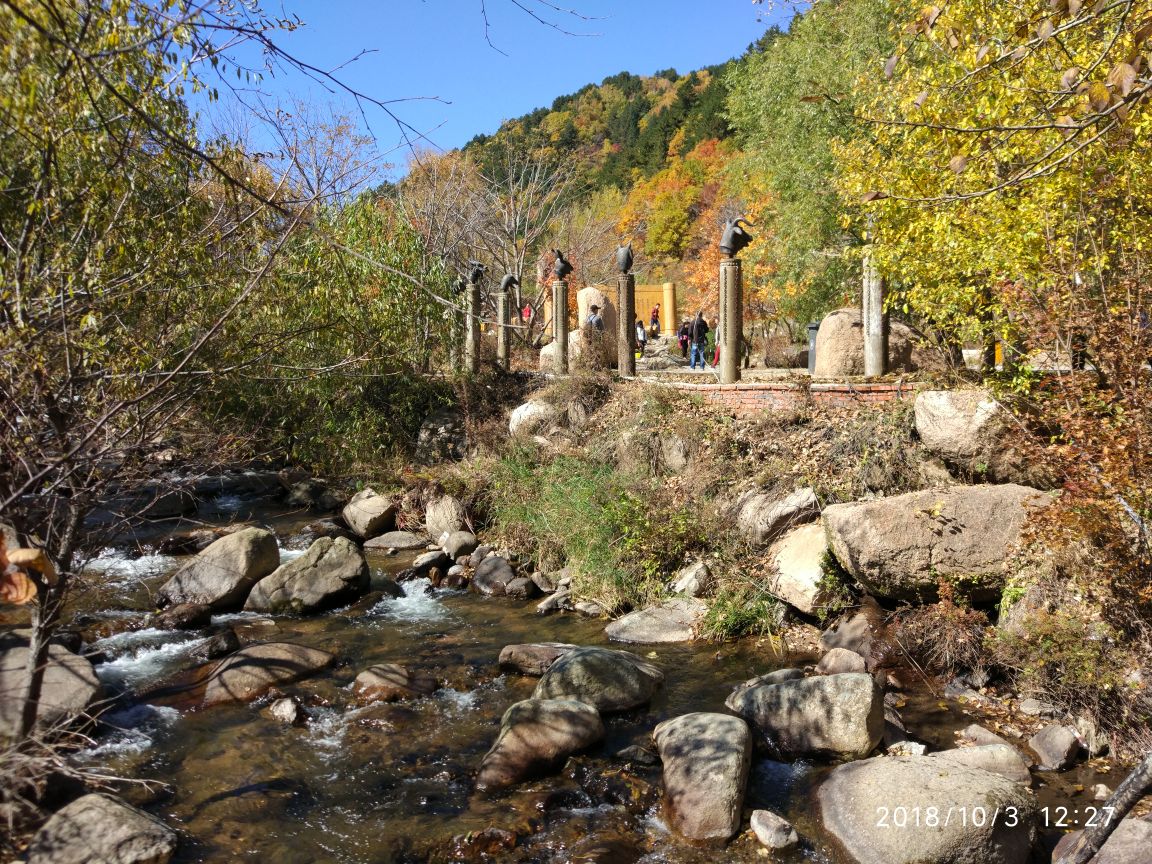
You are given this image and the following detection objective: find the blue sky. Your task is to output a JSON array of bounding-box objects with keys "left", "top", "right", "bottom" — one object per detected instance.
[{"left": 206, "top": 1, "right": 789, "bottom": 171}]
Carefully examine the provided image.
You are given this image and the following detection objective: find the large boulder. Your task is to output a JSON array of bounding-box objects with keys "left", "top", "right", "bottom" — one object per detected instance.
[
  {"left": 653, "top": 713, "right": 752, "bottom": 841},
  {"left": 533, "top": 646, "right": 663, "bottom": 712},
  {"left": 0, "top": 637, "right": 103, "bottom": 737},
  {"left": 733, "top": 487, "right": 820, "bottom": 547},
  {"left": 244, "top": 536, "right": 368, "bottom": 613},
  {"left": 1053, "top": 818, "right": 1152, "bottom": 864},
  {"left": 156, "top": 527, "right": 279, "bottom": 611},
  {"left": 823, "top": 485, "right": 1051, "bottom": 601},
  {"left": 203, "top": 642, "right": 335, "bottom": 706},
  {"left": 725, "top": 672, "right": 883, "bottom": 759},
  {"left": 604, "top": 598, "right": 706, "bottom": 644},
  {"left": 475, "top": 698, "right": 605, "bottom": 791},
  {"left": 509, "top": 400, "right": 562, "bottom": 437},
  {"left": 472, "top": 556, "right": 517, "bottom": 596},
  {"left": 498, "top": 643, "right": 579, "bottom": 676},
  {"left": 1028, "top": 723, "right": 1081, "bottom": 770},
  {"left": 818, "top": 755, "right": 1037, "bottom": 864},
  {"left": 27, "top": 793, "right": 178, "bottom": 864},
  {"left": 813, "top": 307, "right": 947, "bottom": 378},
  {"left": 577, "top": 285, "right": 617, "bottom": 341},
  {"left": 352, "top": 663, "right": 438, "bottom": 703},
  {"left": 424, "top": 494, "right": 466, "bottom": 538},
  {"left": 341, "top": 488, "right": 397, "bottom": 539},
  {"left": 415, "top": 408, "right": 467, "bottom": 464},
  {"left": 764, "top": 522, "right": 831, "bottom": 615},
  {"left": 671, "top": 560, "right": 712, "bottom": 597}
]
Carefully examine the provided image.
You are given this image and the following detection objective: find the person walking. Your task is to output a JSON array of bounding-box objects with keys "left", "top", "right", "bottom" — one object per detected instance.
[
  {"left": 586, "top": 304, "right": 605, "bottom": 332},
  {"left": 711, "top": 320, "right": 721, "bottom": 368},
  {"left": 677, "top": 318, "right": 691, "bottom": 358},
  {"left": 635, "top": 319, "right": 648, "bottom": 355},
  {"left": 650, "top": 304, "right": 661, "bottom": 337},
  {"left": 689, "top": 311, "right": 710, "bottom": 371}
]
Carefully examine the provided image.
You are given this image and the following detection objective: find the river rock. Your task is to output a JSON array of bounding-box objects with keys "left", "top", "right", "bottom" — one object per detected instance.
[
  {"left": 505, "top": 576, "right": 540, "bottom": 600},
  {"left": 468, "top": 545, "right": 493, "bottom": 567},
  {"left": 537, "top": 588, "right": 573, "bottom": 615},
  {"left": 530, "top": 571, "right": 557, "bottom": 593},
  {"left": 341, "top": 488, "right": 397, "bottom": 539},
  {"left": 750, "top": 809, "right": 799, "bottom": 850},
  {"left": 369, "top": 573, "right": 404, "bottom": 597},
  {"left": 812, "top": 307, "right": 941, "bottom": 377},
  {"left": 960, "top": 723, "right": 1014, "bottom": 749},
  {"left": 1053, "top": 817, "right": 1152, "bottom": 864},
  {"left": 424, "top": 495, "right": 466, "bottom": 538},
  {"left": 816, "top": 647, "right": 867, "bottom": 675},
  {"left": 353, "top": 663, "right": 438, "bottom": 703},
  {"left": 603, "top": 598, "right": 706, "bottom": 644},
  {"left": 475, "top": 698, "right": 605, "bottom": 790},
  {"left": 266, "top": 695, "right": 305, "bottom": 725},
  {"left": 187, "top": 628, "right": 241, "bottom": 663},
  {"left": 653, "top": 713, "right": 751, "bottom": 841},
  {"left": 0, "top": 637, "right": 103, "bottom": 736},
  {"left": 499, "top": 643, "right": 578, "bottom": 676},
  {"left": 26, "top": 793, "right": 178, "bottom": 864},
  {"left": 534, "top": 646, "right": 664, "bottom": 712},
  {"left": 363, "top": 531, "right": 427, "bottom": 552},
  {"left": 473, "top": 556, "right": 517, "bottom": 596},
  {"left": 412, "top": 550, "right": 450, "bottom": 576},
  {"left": 818, "top": 755, "right": 1037, "bottom": 864},
  {"left": 726, "top": 672, "right": 883, "bottom": 759},
  {"left": 509, "top": 400, "right": 562, "bottom": 437},
  {"left": 156, "top": 527, "right": 279, "bottom": 611},
  {"left": 148, "top": 602, "right": 212, "bottom": 630},
  {"left": 415, "top": 408, "right": 467, "bottom": 463},
  {"left": 823, "top": 485, "right": 1051, "bottom": 601},
  {"left": 244, "top": 537, "right": 368, "bottom": 613},
  {"left": 930, "top": 744, "right": 1032, "bottom": 784},
  {"left": 733, "top": 487, "right": 820, "bottom": 547},
  {"left": 764, "top": 522, "right": 831, "bottom": 615},
  {"left": 729, "top": 668, "right": 806, "bottom": 705},
  {"left": 441, "top": 531, "right": 478, "bottom": 559},
  {"left": 820, "top": 599, "right": 893, "bottom": 671},
  {"left": 203, "top": 642, "right": 335, "bottom": 706},
  {"left": 1029, "top": 723, "right": 1081, "bottom": 770},
  {"left": 671, "top": 560, "right": 713, "bottom": 597}
]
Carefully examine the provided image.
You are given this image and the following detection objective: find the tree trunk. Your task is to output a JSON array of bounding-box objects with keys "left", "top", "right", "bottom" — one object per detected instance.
[{"left": 1055, "top": 752, "right": 1152, "bottom": 864}]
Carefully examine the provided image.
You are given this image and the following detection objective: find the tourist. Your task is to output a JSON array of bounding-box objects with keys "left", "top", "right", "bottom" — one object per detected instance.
[
  {"left": 712, "top": 321, "right": 721, "bottom": 368},
  {"left": 586, "top": 304, "right": 604, "bottom": 332},
  {"left": 677, "top": 318, "right": 691, "bottom": 358},
  {"left": 690, "top": 311, "right": 710, "bottom": 371},
  {"left": 635, "top": 319, "right": 647, "bottom": 354},
  {"left": 650, "top": 304, "right": 661, "bottom": 337}
]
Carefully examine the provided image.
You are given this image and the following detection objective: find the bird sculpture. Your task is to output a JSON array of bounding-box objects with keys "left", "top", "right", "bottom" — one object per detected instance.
[
  {"left": 615, "top": 242, "right": 634, "bottom": 275},
  {"left": 719, "top": 217, "right": 754, "bottom": 258},
  {"left": 500, "top": 274, "right": 519, "bottom": 292},
  {"left": 468, "top": 261, "right": 486, "bottom": 285},
  {"left": 553, "top": 250, "right": 573, "bottom": 280}
]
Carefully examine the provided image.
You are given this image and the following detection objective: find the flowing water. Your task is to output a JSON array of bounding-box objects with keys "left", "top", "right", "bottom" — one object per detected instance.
[{"left": 16, "top": 508, "right": 1111, "bottom": 863}]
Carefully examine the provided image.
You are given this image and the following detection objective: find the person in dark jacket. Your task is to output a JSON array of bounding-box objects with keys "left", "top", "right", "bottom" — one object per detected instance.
[
  {"left": 689, "top": 311, "right": 710, "bottom": 370},
  {"left": 677, "top": 319, "right": 691, "bottom": 358}
]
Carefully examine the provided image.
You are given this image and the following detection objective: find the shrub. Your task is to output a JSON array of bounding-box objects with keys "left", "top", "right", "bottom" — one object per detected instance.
[
  {"left": 891, "top": 581, "right": 989, "bottom": 680},
  {"left": 698, "top": 584, "right": 786, "bottom": 643}
]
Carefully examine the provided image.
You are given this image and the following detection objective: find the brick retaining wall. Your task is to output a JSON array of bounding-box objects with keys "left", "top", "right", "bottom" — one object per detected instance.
[{"left": 660, "top": 380, "right": 920, "bottom": 414}]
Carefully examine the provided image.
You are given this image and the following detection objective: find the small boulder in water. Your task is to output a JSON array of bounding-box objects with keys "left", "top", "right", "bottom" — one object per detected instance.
[
  {"left": 604, "top": 598, "right": 706, "bottom": 644},
  {"left": 533, "top": 646, "right": 663, "bottom": 712},
  {"left": 156, "top": 527, "right": 279, "bottom": 611},
  {"left": 473, "top": 556, "right": 517, "bottom": 596},
  {"left": 148, "top": 602, "right": 212, "bottom": 631},
  {"left": 476, "top": 698, "right": 605, "bottom": 791},
  {"left": 504, "top": 576, "right": 540, "bottom": 600},
  {"left": 27, "top": 793, "right": 178, "bottom": 864},
  {"left": 341, "top": 488, "right": 397, "bottom": 539},
  {"left": 203, "top": 642, "right": 334, "bottom": 707},
  {"left": 244, "top": 537, "right": 369, "bottom": 614},
  {"left": 498, "top": 643, "right": 578, "bottom": 676},
  {"left": 441, "top": 530, "right": 478, "bottom": 559},
  {"left": 363, "top": 531, "right": 428, "bottom": 552},
  {"left": 0, "top": 634, "right": 103, "bottom": 737},
  {"left": 750, "top": 809, "right": 799, "bottom": 850},
  {"left": 187, "top": 628, "right": 241, "bottom": 663},
  {"left": 653, "top": 712, "right": 751, "bottom": 841},
  {"left": 353, "top": 663, "right": 439, "bottom": 703}
]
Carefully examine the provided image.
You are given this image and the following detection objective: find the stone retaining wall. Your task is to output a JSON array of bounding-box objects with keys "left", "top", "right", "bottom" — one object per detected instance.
[{"left": 661, "top": 380, "right": 920, "bottom": 414}]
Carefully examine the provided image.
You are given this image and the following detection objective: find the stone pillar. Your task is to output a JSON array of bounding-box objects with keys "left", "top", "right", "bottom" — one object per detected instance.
[
  {"left": 617, "top": 273, "right": 636, "bottom": 377},
  {"left": 552, "top": 280, "right": 569, "bottom": 375},
  {"left": 496, "top": 291, "right": 510, "bottom": 371},
  {"left": 662, "top": 281, "right": 677, "bottom": 335},
  {"left": 719, "top": 259, "right": 742, "bottom": 384},
  {"left": 464, "top": 284, "right": 480, "bottom": 373},
  {"left": 862, "top": 249, "right": 888, "bottom": 377}
]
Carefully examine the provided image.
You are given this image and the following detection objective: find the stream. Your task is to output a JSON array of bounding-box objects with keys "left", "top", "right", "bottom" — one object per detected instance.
[{"left": 10, "top": 503, "right": 1117, "bottom": 863}]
